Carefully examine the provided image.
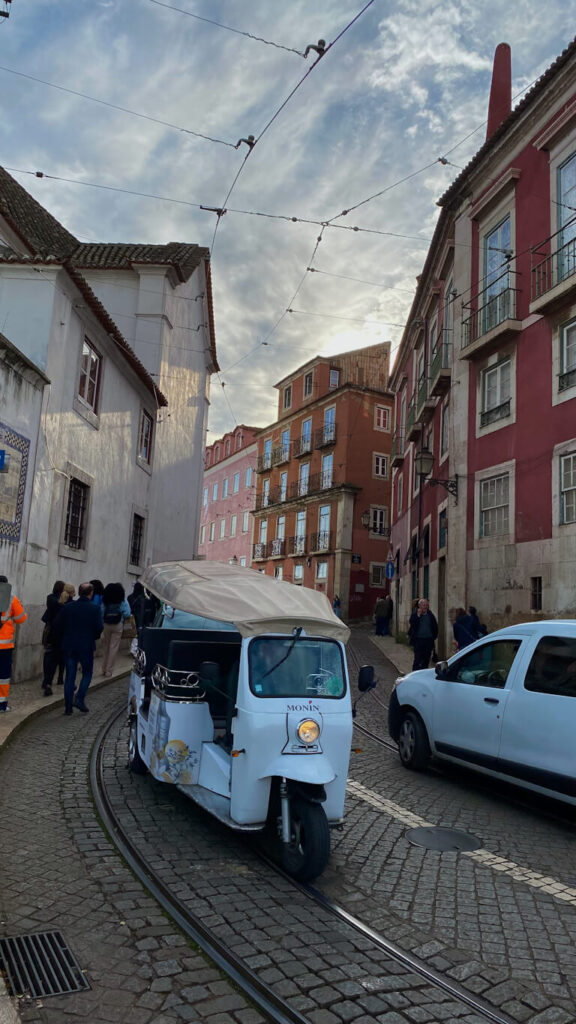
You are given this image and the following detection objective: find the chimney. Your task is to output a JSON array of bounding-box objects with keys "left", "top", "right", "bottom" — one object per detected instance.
[{"left": 486, "top": 43, "right": 512, "bottom": 141}]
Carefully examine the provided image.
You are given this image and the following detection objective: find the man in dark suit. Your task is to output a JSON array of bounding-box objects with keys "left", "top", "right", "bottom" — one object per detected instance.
[{"left": 53, "top": 582, "right": 102, "bottom": 715}]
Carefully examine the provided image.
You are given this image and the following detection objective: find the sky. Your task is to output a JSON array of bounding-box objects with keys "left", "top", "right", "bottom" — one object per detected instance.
[{"left": 1, "top": 1, "right": 575, "bottom": 436}]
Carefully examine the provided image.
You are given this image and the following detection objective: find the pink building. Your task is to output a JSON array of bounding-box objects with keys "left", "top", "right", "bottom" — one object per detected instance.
[{"left": 198, "top": 426, "right": 259, "bottom": 565}]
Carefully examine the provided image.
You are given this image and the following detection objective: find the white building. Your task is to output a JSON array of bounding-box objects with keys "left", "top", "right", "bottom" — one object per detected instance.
[{"left": 0, "top": 167, "right": 218, "bottom": 679}]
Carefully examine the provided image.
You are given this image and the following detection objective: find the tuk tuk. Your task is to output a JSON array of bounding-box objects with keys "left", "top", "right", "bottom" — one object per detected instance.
[{"left": 127, "top": 560, "right": 354, "bottom": 881}]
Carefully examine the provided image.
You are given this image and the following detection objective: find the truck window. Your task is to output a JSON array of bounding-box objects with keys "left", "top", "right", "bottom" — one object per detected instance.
[{"left": 524, "top": 636, "right": 576, "bottom": 697}]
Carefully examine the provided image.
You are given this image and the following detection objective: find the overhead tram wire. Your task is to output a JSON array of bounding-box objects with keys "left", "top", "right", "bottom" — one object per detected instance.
[
  {"left": 0, "top": 65, "right": 237, "bottom": 148},
  {"left": 207, "top": 0, "right": 375, "bottom": 252},
  {"left": 148, "top": 0, "right": 305, "bottom": 57}
]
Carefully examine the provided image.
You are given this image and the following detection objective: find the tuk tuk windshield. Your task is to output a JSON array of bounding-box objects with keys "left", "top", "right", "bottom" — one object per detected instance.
[{"left": 249, "top": 636, "right": 346, "bottom": 698}]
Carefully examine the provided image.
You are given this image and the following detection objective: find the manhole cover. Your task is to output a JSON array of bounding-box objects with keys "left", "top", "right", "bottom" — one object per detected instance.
[
  {"left": 0, "top": 931, "right": 90, "bottom": 998},
  {"left": 405, "top": 826, "right": 481, "bottom": 852}
]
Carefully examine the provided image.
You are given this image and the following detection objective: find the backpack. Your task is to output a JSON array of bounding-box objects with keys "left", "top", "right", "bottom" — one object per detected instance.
[{"left": 103, "top": 603, "right": 122, "bottom": 625}]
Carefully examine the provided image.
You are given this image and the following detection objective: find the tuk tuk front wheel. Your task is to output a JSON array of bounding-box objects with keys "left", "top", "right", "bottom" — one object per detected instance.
[
  {"left": 281, "top": 798, "right": 330, "bottom": 882},
  {"left": 128, "top": 717, "right": 147, "bottom": 775}
]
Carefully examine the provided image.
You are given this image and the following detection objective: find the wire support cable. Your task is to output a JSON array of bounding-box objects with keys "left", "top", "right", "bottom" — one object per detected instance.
[{"left": 148, "top": 0, "right": 306, "bottom": 56}]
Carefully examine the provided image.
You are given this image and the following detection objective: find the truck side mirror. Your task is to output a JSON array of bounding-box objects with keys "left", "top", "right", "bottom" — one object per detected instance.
[{"left": 358, "top": 665, "right": 376, "bottom": 692}]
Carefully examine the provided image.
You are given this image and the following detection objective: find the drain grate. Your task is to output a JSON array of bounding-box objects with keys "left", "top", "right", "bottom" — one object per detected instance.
[
  {"left": 405, "top": 826, "right": 482, "bottom": 852},
  {"left": 0, "top": 931, "right": 90, "bottom": 998}
]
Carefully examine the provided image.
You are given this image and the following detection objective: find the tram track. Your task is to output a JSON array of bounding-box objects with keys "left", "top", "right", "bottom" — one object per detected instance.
[{"left": 90, "top": 704, "right": 521, "bottom": 1024}]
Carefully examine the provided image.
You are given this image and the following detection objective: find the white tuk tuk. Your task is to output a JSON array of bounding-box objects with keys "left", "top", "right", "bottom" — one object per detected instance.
[{"left": 127, "top": 560, "right": 358, "bottom": 881}]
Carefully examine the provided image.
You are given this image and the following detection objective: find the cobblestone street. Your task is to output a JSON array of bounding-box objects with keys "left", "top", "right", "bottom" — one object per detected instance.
[{"left": 0, "top": 633, "right": 575, "bottom": 1023}]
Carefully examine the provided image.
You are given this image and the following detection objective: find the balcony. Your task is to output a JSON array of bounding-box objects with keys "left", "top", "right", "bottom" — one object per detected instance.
[
  {"left": 416, "top": 371, "right": 436, "bottom": 424},
  {"left": 429, "top": 336, "right": 452, "bottom": 396},
  {"left": 272, "top": 444, "right": 290, "bottom": 466},
  {"left": 256, "top": 452, "right": 273, "bottom": 473},
  {"left": 287, "top": 471, "right": 337, "bottom": 501},
  {"left": 314, "top": 423, "right": 337, "bottom": 448},
  {"left": 531, "top": 228, "right": 576, "bottom": 314},
  {"left": 252, "top": 541, "right": 270, "bottom": 560},
  {"left": 480, "top": 399, "right": 511, "bottom": 427},
  {"left": 310, "top": 530, "right": 333, "bottom": 553},
  {"left": 391, "top": 429, "right": 405, "bottom": 468},
  {"left": 254, "top": 485, "right": 283, "bottom": 511},
  {"left": 270, "top": 538, "right": 286, "bottom": 557},
  {"left": 461, "top": 285, "right": 521, "bottom": 358},
  {"left": 406, "top": 395, "right": 420, "bottom": 442},
  {"left": 288, "top": 535, "right": 307, "bottom": 555},
  {"left": 292, "top": 436, "right": 313, "bottom": 458}
]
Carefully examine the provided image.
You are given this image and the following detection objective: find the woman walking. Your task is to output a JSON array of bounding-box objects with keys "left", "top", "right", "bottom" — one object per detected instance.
[
  {"left": 101, "top": 582, "right": 131, "bottom": 677},
  {"left": 41, "top": 581, "right": 73, "bottom": 695}
]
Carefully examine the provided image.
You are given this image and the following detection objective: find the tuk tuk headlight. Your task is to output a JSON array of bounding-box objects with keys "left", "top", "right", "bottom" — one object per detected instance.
[{"left": 297, "top": 719, "right": 320, "bottom": 744}]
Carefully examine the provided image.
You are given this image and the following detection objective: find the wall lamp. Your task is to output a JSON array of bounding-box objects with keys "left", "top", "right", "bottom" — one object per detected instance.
[
  {"left": 360, "top": 509, "right": 391, "bottom": 537},
  {"left": 415, "top": 446, "right": 458, "bottom": 504}
]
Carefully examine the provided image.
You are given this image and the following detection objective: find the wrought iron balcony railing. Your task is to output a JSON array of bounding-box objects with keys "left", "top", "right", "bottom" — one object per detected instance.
[
  {"left": 292, "top": 435, "right": 313, "bottom": 458},
  {"left": 256, "top": 452, "right": 273, "bottom": 473},
  {"left": 252, "top": 541, "right": 270, "bottom": 560},
  {"left": 480, "top": 399, "right": 511, "bottom": 427},
  {"left": 288, "top": 534, "right": 307, "bottom": 555},
  {"left": 531, "top": 228, "right": 576, "bottom": 301},
  {"left": 462, "top": 287, "right": 518, "bottom": 349},
  {"left": 314, "top": 423, "right": 337, "bottom": 448},
  {"left": 310, "top": 530, "right": 332, "bottom": 552},
  {"left": 270, "top": 538, "right": 286, "bottom": 557}
]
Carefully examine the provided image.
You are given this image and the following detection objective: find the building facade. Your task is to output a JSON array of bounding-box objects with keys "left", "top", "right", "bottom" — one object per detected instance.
[
  {"left": 0, "top": 167, "right": 217, "bottom": 678},
  {"left": 198, "top": 426, "right": 259, "bottom": 565},
  {"left": 252, "top": 344, "right": 394, "bottom": 620},
  {"left": 390, "top": 39, "right": 576, "bottom": 655}
]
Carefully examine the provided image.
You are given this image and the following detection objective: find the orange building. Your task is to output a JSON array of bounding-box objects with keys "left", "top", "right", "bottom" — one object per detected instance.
[{"left": 252, "top": 343, "right": 394, "bottom": 620}]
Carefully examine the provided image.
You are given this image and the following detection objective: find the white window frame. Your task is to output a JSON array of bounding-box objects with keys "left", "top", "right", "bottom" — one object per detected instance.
[
  {"left": 212, "top": 482, "right": 218, "bottom": 501},
  {"left": 373, "top": 453, "right": 388, "bottom": 479},
  {"left": 474, "top": 459, "right": 515, "bottom": 544},
  {"left": 283, "top": 385, "right": 292, "bottom": 410},
  {"left": 329, "top": 368, "right": 340, "bottom": 390},
  {"left": 370, "top": 506, "right": 388, "bottom": 536},
  {"left": 242, "top": 510, "right": 250, "bottom": 533},
  {"left": 222, "top": 477, "right": 229, "bottom": 498},
  {"left": 209, "top": 521, "right": 215, "bottom": 542},
  {"left": 233, "top": 472, "right": 240, "bottom": 493},
  {"left": 369, "top": 562, "right": 387, "bottom": 587},
  {"left": 259, "top": 518, "right": 268, "bottom": 544},
  {"left": 230, "top": 514, "right": 237, "bottom": 537},
  {"left": 200, "top": 524, "right": 205, "bottom": 545},
  {"left": 396, "top": 474, "right": 403, "bottom": 515},
  {"left": 219, "top": 518, "right": 226, "bottom": 539},
  {"left": 374, "top": 405, "right": 390, "bottom": 432},
  {"left": 440, "top": 400, "right": 450, "bottom": 460},
  {"left": 560, "top": 451, "right": 576, "bottom": 524},
  {"left": 245, "top": 466, "right": 253, "bottom": 488},
  {"left": 303, "top": 371, "right": 314, "bottom": 398},
  {"left": 299, "top": 462, "right": 310, "bottom": 496},
  {"left": 316, "top": 561, "right": 328, "bottom": 580},
  {"left": 262, "top": 478, "right": 270, "bottom": 508},
  {"left": 293, "top": 563, "right": 304, "bottom": 584},
  {"left": 202, "top": 487, "right": 208, "bottom": 508},
  {"left": 279, "top": 471, "right": 288, "bottom": 501}
]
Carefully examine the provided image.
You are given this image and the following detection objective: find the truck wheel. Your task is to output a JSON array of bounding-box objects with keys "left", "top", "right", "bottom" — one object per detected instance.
[
  {"left": 281, "top": 799, "right": 330, "bottom": 882},
  {"left": 128, "top": 717, "right": 147, "bottom": 775},
  {"left": 398, "top": 712, "right": 430, "bottom": 770}
]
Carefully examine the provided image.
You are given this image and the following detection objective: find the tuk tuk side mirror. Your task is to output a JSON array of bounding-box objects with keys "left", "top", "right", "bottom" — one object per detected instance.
[
  {"left": 435, "top": 660, "right": 449, "bottom": 679},
  {"left": 358, "top": 665, "right": 376, "bottom": 692}
]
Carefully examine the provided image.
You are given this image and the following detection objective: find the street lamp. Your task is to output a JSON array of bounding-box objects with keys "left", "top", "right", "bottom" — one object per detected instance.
[{"left": 415, "top": 446, "right": 458, "bottom": 503}]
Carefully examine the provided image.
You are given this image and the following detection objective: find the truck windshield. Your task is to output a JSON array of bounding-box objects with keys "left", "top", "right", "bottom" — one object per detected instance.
[{"left": 249, "top": 637, "right": 346, "bottom": 698}]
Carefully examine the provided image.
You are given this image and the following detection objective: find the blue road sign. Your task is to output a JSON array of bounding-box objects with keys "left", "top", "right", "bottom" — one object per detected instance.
[
  {"left": 0, "top": 450, "right": 4, "bottom": 471},
  {"left": 385, "top": 561, "right": 395, "bottom": 580}
]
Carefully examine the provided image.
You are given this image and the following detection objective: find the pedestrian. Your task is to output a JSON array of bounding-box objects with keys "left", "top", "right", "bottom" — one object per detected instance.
[
  {"left": 101, "top": 582, "right": 131, "bottom": 677},
  {"left": 41, "top": 580, "right": 67, "bottom": 695},
  {"left": 332, "top": 595, "right": 342, "bottom": 619},
  {"left": 53, "top": 581, "right": 102, "bottom": 714},
  {"left": 381, "top": 593, "right": 393, "bottom": 636},
  {"left": 374, "top": 594, "right": 389, "bottom": 636},
  {"left": 128, "top": 581, "right": 155, "bottom": 631},
  {"left": 452, "top": 607, "right": 477, "bottom": 651},
  {"left": 0, "top": 574, "right": 27, "bottom": 713},
  {"left": 469, "top": 606, "right": 487, "bottom": 638},
  {"left": 408, "top": 598, "right": 438, "bottom": 671},
  {"left": 90, "top": 579, "right": 104, "bottom": 612}
]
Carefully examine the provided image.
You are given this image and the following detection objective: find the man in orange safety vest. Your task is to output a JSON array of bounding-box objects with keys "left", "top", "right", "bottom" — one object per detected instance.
[{"left": 0, "top": 575, "right": 27, "bottom": 712}]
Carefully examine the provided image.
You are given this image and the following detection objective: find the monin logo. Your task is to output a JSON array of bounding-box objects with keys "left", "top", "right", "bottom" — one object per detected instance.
[{"left": 286, "top": 702, "right": 320, "bottom": 712}]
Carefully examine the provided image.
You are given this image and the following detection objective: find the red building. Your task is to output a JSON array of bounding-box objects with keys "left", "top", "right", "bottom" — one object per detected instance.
[
  {"left": 252, "top": 344, "right": 394, "bottom": 620},
  {"left": 390, "top": 38, "right": 576, "bottom": 654},
  {"left": 198, "top": 426, "right": 259, "bottom": 565}
]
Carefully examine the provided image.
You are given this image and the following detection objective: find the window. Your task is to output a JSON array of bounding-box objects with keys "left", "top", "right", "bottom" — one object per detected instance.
[
  {"left": 481, "top": 359, "right": 511, "bottom": 426},
  {"left": 374, "top": 406, "right": 390, "bottom": 431},
  {"left": 295, "top": 510, "right": 306, "bottom": 553},
  {"left": 215, "top": 445, "right": 221, "bottom": 461},
  {"left": 205, "top": 452, "right": 211, "bottom": 468},
  {"left": 200, "top": 524, "right": 205, "bottom": 545},
  {"left": 240, "top": 556, "right": 247, "bottom": 567},
  {"left": 262, "top": 479, "right": 270, "bottom": 508},
  {"left": 64, "top": 478, "right": 90, "bottom": 550},
  {"left": 281, "top": 428, "right": 290, "bottom": 460},
  {"left": 263, "top": 438, "right": 272, "bottom": 470},
  {"left": 444, "top": 640, "right": 521, "bottom": 687},
  {"left": 559, "top": 320, "right": 576, "bottom": 391},
  {"left": 316, "top": 561, "right": 328, "bottom": 580},
  {"left": 274, "top": 565, "right": 283, "bottom": 580},
  {"left": 531, "top": 576, "right": 542, "bottom": 612},
  {"left": 329, "top": 368, "right": 340, "bottom": 390},
  {"left": 138, "top": 410, "right": 154, "bottom": 465},
  {"left": 323, "top": 406, "right": 336, "bottom": 444},
  {"left": 373, "top": 453, "right": 388, "bottom": 478},
  {"left": 303, "top": 372, "right": 313, "bottom": 398},
  {"left": 212, "top": 482, "right": 218, "bottom": 501},
  {"left": 130, "top": 513, "right": 145, "bottom": 567},
  {"left": 78, "top": 338, "right": 101, "bottom": 412},
  {"left": 370, "top": 563, "right": 386, "bottom": 586},
  {"left": 299, "top": 462, "right": 309, "bottom": 496},
  {"left": 561, "top": 452, "right": 576, "bottom": 523},
  {"left": 225, "top": 440, "right": 231, "bottom": 456},
  {"left": 277, "top": 515, "right": 286, "bottom": 540},
  {"left": 245, "top": 466, "right": 253, "bottom": 488},
  {"left": 233, "top": 472, "right": 240, "bottom": 493},
  {"left": 202, "top": 487, "right": 208, "bottom": 508},
  {"left": 293, "top": 564, "right": 304, "bottom": 584},
  {"left": 525, "top": 635, "right": 576, "bottom": 697},
  {"left": 483, "top": 216, "right": 512, "bottom": 331},
  {"left": 558, "top": 154, "right": 576, "bottom": 283},
  {"left": 301, "top": 418, "right": 312, "bottom": 453},
  {"left": 283, "top": 385, "right": 292, "bottom": 410},
  {"left": 236, "top": 431, "right": 243, "bottom": 450},
  {"left": 222, "top": 478, "right": 229, "bottom": 498},
  {"left": 259, "top": 519, "right": 268, "bottom": 543},
  {"left": 219, "top": 518, "right": 226, "bottom": 539},
  {"left": 279, "top": 471, "right": 287, "bottom": 501},
  {"left": 397, "top": 475, "right": 403, "bottom": 515},
  {"left": 242, "top": 510, "right": 250, "bottom": 532},
  {"left": 209, "top": 521, "right": 215, "bottom": 542},
  {"left": 371, "top": 507, "right": 388, "bottom": 535},
  {"left": 438, "top": 508, "right": 447, "bottom": 549},
  {"left": 480, "top": 473, "right": 509, "bottom": 537},
  {"left": 318, "top": 505, "right": 330, "bottom": 548},
  {"left": 230, "top": 514, "right": 237, "bottom": 537},
  {"left": 322, "top": 453, "right": 333, "bottom": 488},
  {"left": 440, "top": 401, "right": 449, "bottom": 456}
]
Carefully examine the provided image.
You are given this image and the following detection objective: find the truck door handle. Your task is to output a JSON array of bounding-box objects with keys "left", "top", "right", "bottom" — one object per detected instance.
[{"left": 484, "top": 697, "right": 499, "bottom": 704}]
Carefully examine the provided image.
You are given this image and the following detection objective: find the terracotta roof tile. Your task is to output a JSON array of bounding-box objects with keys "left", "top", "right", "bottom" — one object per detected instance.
[{"left": 0, "top": 168, "right": 77, "bottom": 257}]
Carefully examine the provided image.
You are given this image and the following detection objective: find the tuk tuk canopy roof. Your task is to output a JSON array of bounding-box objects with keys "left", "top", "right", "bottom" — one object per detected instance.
[{"left": 140, "top": 560, "right": 350, "bottom": 643}]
